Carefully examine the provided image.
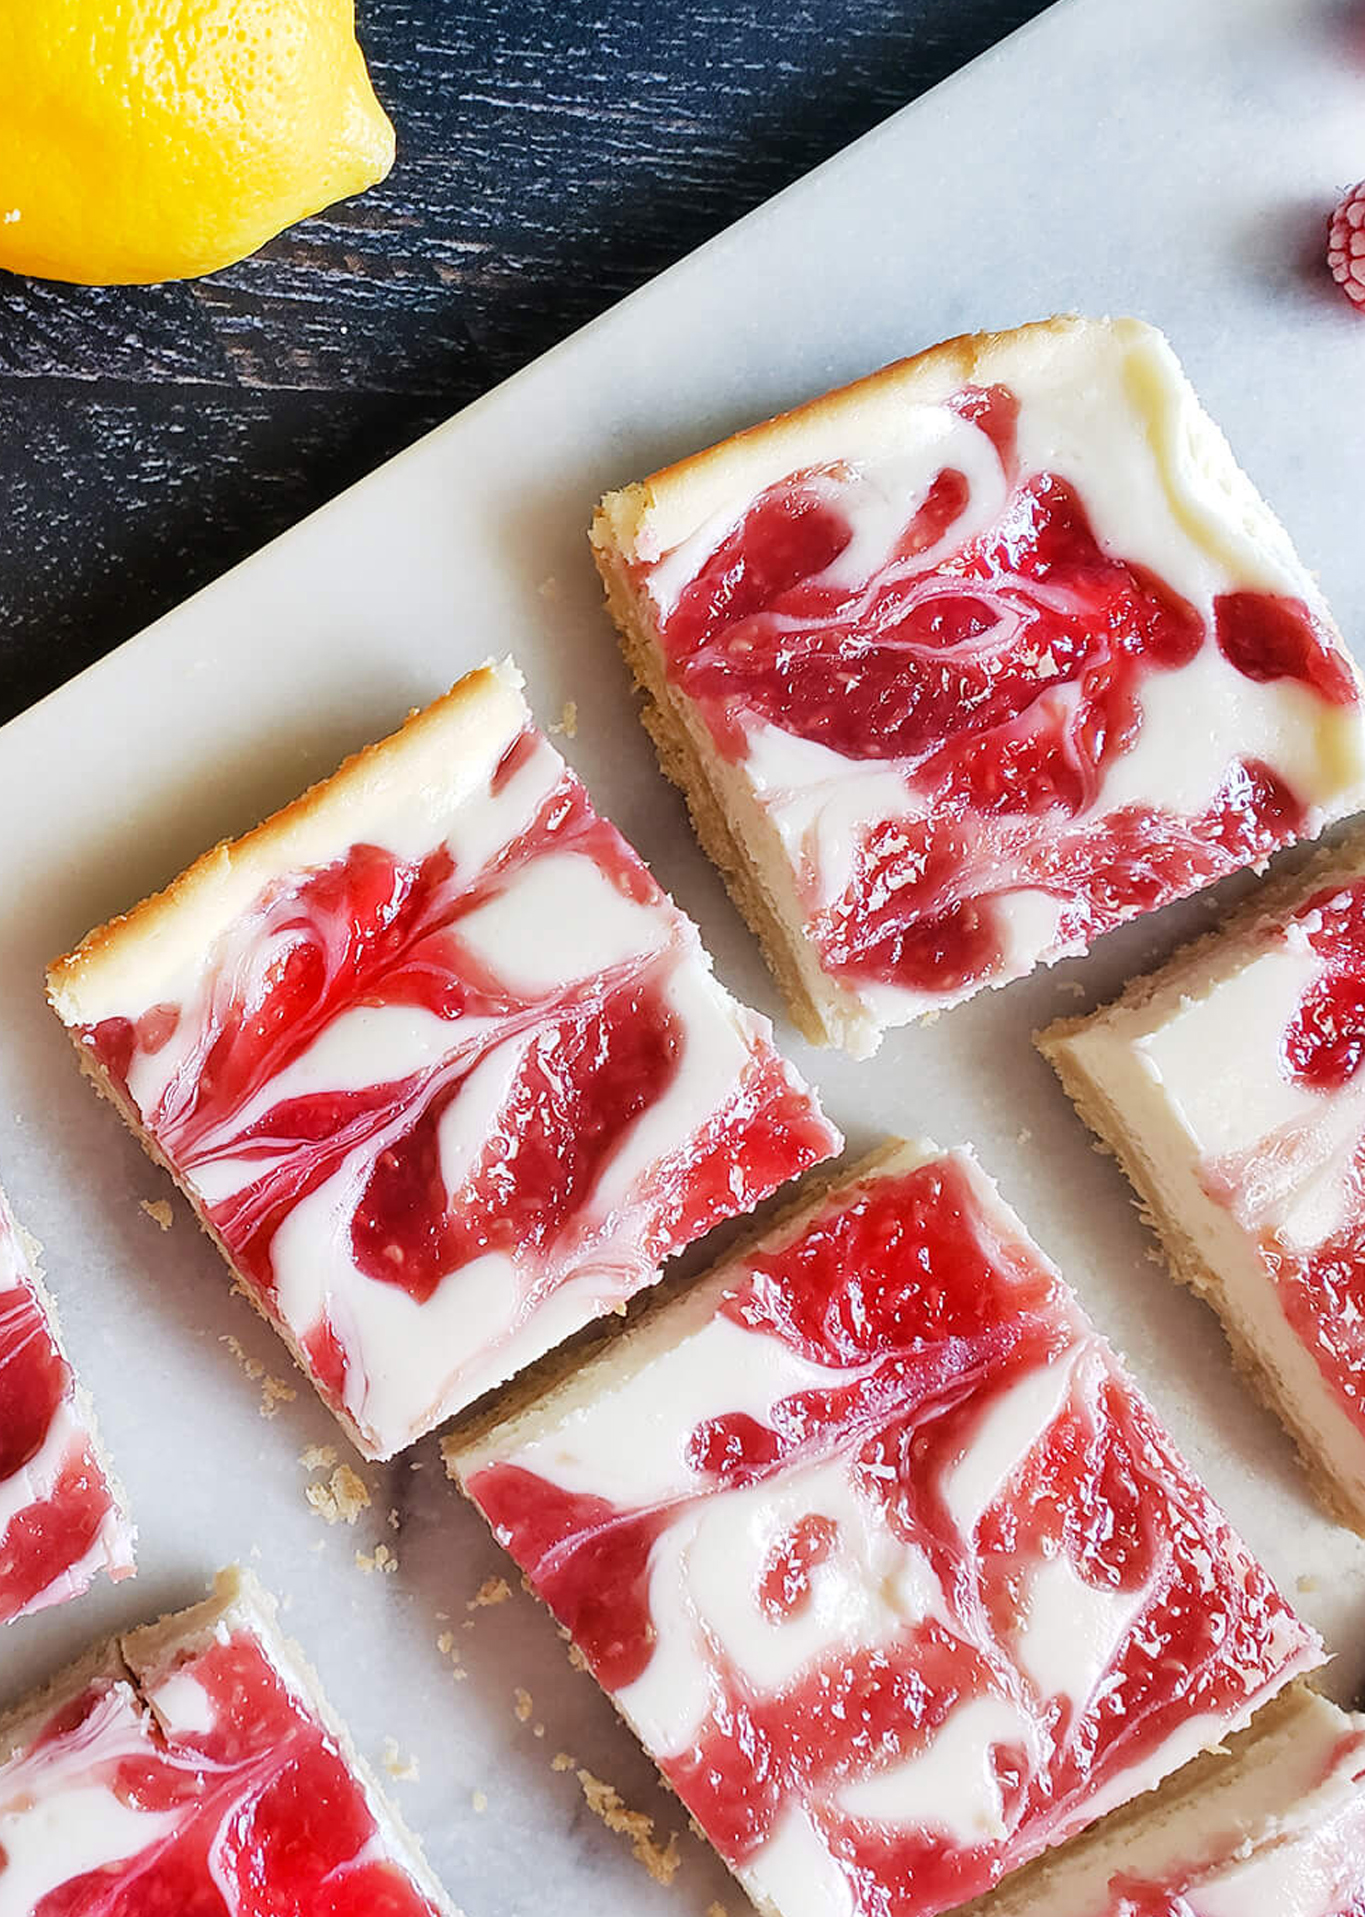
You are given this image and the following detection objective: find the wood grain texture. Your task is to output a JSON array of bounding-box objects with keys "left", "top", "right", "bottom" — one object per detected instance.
[{"left": 0, "top": 0, "right": 1050, "bottom": 723}]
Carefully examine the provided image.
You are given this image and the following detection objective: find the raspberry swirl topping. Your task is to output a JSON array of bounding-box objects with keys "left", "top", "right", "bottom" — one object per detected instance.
[
  {"left": 75, "top": 701, "right": 836, "bottom": 1456},
  {"left": 0, "top": 1623, "right": 443, "bottom": 1913},
  {"left": 465, "top": 1149, "right": 1314, "bottom": 1917},
  {"left": 631, "top": 340, "right": 1363, "bottom": 1024},
  {"left": 1197, "top": 878, "right": 1365, "bottom": 1444},
  {"left": 0, "top": 1186, "right": 131, "bottom": 1622}
]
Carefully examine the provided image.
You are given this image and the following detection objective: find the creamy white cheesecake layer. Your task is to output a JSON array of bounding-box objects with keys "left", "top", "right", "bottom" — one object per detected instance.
[
  {"left": 49, "top": 663, "right": 836, "bottom": 1456},
  {"left": 987, "top": 1688, "right": 1365, "bottom": 1917},
  {"left": 0, "top": 1571, "right": 450, "bottom": 1915},
  {"left": 49, "top": 664, "right": 533, "bottom": 1030},
  {"left": 174, "top": 830, "right": 776, "bottom": 1453},
  {"left": 456, "top": 1139, "right": 1318, "bottom": 1917},
  {"left": 738, "top": 631, "right": 1360, "bottom": 1033},
  {"left": 0, "top": 1188, "right": 132, "bottom": 1617},
  {"left": 612, "top": 319, "right": 1365, "bottom": 1042},
  {"left": 635, "top": 325, "right": 1314, "bottom": 611},
  {"left": 0, "top": 1681, "right": 180, "bottom": 1915},
  {"left": 1052, "top": 926, "right": 1365, "bottom": 1521}
]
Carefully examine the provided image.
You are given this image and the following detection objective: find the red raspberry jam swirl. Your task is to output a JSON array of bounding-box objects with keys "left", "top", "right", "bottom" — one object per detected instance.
[
  {"left": 1202, "top": 877, "right": 1365, "bottom": 1440},
  {"left": 1106, "top": 1738, "right": 1365, "bottom": 1916},
  {"left": 7, "top": 1630, "right": 442, "bottom": 1913},
  {"left": 78, "top": 729, "right": 835, "bottom": 1447},
  {"left": 468, "top": 1157, "right": 1311, "bottom": 1917},
  {"left": 0, "top": 1192, "right": 128, "bottom": 1622},
  {"left": 643, "top": 385, "right": 1356, "bottom": 1001}
]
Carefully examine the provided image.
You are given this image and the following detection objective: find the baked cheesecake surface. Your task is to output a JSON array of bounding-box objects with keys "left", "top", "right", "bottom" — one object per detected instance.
[
  {"left": 0, "top": 1572, "right": 448, "bottom": 1913},
  {"left": 0, "top": 1183, "right": 131, "bottom": 1622},
  {"left": 1041, "top": 837, "right": 1365, "bottom": 1529},
  {"left": 454, "top": 1142, "right": 1316, "bottom": 1917},
  {"left": 596, "top": 318, "right": 1365, "bottom": 1051},
  {"left": 986, "top": 1688, "right": 1365, "bottom": 1917},
  {"left": 49, "top": 663, "right": 838, "bottom": 1457}
]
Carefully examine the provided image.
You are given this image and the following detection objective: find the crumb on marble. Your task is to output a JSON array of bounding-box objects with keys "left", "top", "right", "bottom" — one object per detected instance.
[
  {"left": 708, "top": 1905, "right": 730, "bottom": 1917},
  {"left": 222, "top": 1333, "right": 264, "bottom": 1382},
  {"left": 355, "top": 1542, "right": 399, "bottom": 1575},
  {"left": 381, "top": 1736, "right": 420, "bottom": 1783},
  {"left": 1297, "top": 1573, "right": 1319, "bottom": 1594},
  {"left": 300, "top": 1443, "right": 338, "bottom": 1472},
  {"left": 388, "top": 1507, "right": 401, "bottom": 1531},
  {"left": 513, "top": 1687, "right": 533, "bottom": 1724},
  {"left": 139, "top": 1198, "right": 174, "bottom": 1231},
  {"left": 533, "top": 1723, "right": 545, "bottom": 1739},
  {"left": 551, "top": 1751, "right": 574, "bottom": 1772},
  {"left": 467, "top": 1575, "right": 511, "bottom": 1611},
  {"left": 566, "top": 1640, "right": 590, "bottom": 1674},
  {"left": 471, "top": 1790, "right": 488, "bottom": 1814},
  {"left": 436, "top": 1630, "right": 467, "bottom": 1681},
  {"left": 221, "top": 1333, "right": 296, "bottom": 1419},
  {"left": 574, "top": 1770, "right": 681, "bottom": 1885},
  {"left": 1015, "top": 1128, "right": 1031, "bottom": 1146},
  {"left": 548, "top": 696, "right": 578, "bottom": 736},
  {"left": 306, "top": 1464, "right": 372, "bottom": 1525},
  {"left": 260, "top": 1375, "right": 296, "bottom": 1417}
]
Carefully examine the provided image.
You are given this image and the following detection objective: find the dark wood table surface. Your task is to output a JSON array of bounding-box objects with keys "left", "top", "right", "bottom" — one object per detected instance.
[{"left": 0, "top": 0, "right": 1049, "bottom": 727}]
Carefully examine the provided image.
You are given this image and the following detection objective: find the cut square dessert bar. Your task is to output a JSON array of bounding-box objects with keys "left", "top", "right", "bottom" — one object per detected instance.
[
  {"left": 47, "top": 661, "right": 839, "bottom": 1459},
  {"left": 0, "top": 1179, "right": 132, "bottom": 1622},
  {"left": 447, "top": 1140, "right": 1317, "bottom": 1917},
  {"left": 593, "top": 315, "right": 1365, "bottom": 1055},
  {"left": 1040, "top": 830, "right": 1365, "bottom": 1532},
  {"left": 0, "top": 1566, "right": 454, "bottom": 1912},
  {"left": 981, "top": 1686, "right": 1365, "bottom": 1917}
]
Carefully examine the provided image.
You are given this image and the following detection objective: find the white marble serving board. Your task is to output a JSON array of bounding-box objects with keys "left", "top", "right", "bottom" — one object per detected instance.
[{"left": 1, "top": 0, "right": 1363, "bottom": 1908}]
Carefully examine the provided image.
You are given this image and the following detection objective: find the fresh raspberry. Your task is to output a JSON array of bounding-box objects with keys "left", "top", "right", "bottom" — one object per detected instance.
[{"left": 1329, "top": 181, "right": 1365, "bottom": 310}]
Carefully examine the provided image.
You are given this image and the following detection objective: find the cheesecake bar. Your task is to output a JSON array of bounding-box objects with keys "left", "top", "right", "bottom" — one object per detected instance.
[
  {"left": 981, "top": 1686, "right": 1365, "bottom": 1917},
  {"left": 0, "top": 1180, "right": 131, "bottom": 1621},
  {"left": 0, "top": 1566, "right": 453, "bottom": 1912},
  {"left": 593, "top": 316, "right": 1365, "bottom": 1055},
  {"left": 47, "top": 661, "right": 839, "bottom": 1459},
  {"left": 447, "top": 1140, "right": 1317, "bottom": 1917},
  {"left": 1040, "top": 831, "right": 1365, "bottom": 1532}
]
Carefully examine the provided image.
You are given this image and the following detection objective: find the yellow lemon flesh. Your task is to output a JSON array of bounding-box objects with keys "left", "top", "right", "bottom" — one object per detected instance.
[{"left": 0, "top": 0, "right": 395, "bottom": 285}]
